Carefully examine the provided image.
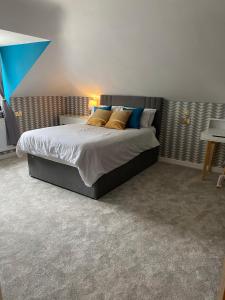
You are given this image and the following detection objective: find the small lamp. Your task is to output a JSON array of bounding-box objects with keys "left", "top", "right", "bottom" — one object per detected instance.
[{"left": 88, "top": 96, "right": 99, "bottom": 115}]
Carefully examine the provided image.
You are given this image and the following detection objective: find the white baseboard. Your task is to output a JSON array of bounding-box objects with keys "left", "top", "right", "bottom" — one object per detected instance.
[
  {"left": 159, "top": 157, "right": 222, "bottom": 174},
  {"left": 0, "top": 151, "right": 16, "bottom": 160}
]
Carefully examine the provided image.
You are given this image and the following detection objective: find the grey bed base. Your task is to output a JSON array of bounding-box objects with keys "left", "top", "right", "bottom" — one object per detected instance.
[
  {"left": 27, "top": 95, "right": 164, "bottom": 199},
  {"left": 28, "top": 146, "right": 159, "bottom": 199}
]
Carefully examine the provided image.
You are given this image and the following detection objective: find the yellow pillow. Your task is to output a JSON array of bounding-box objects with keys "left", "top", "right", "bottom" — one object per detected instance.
[
  {"left": 105, "top": 111, "right": 131, "bottom": 130},
  {"left": 87, "top": 109, "right": 112, "bottom": 127}
]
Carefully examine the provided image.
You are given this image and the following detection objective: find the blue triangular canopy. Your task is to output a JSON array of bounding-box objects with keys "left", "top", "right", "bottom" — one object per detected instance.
[
  {"left": 0, "top": 40, "right": 50, "bottom": 103},
  {"left": 0, "top": 53, "right": 4, "bottom": 97},
  {"left": 0, "top": 30, "right": 50, "bottom": 104}
]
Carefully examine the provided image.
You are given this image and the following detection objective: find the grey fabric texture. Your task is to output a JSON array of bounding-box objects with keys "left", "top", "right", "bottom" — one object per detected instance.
[
  {"left": 27, "top": 147, "right": 159, "bottom": 199},
  {"left": 3, "top": 101, "right": 20, "bottom": 145},
  {"left": 0, "top": 157, "right": 225, "bottom": 300}
]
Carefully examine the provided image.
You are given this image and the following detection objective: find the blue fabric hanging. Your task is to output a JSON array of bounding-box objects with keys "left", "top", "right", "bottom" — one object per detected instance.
[
  {"left": 0, "top": 41, "right": 50, "bottom": 104},
  {"left": 0, "top": 32, "right": 50, "bottom": 145},
  {"left": 3, "top": 100, "right": 20, "bottom": 145}
]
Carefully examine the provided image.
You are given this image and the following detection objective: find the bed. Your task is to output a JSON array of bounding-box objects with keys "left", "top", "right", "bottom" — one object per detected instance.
[{"left": 17, "top": 95, "right": 164, "bottom": 199}]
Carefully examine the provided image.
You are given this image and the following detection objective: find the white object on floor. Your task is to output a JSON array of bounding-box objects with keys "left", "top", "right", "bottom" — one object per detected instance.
[
  {"left": 216, "top": 161, "right": 225, "bottom": 188},
  {"left": 217, "top": 175, "right": 225, "bottom": 188}
]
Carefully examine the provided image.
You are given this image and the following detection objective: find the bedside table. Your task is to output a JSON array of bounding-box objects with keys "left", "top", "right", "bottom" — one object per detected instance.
[{"left": 59, "top": 115, "right": 89, "bottom": 125}]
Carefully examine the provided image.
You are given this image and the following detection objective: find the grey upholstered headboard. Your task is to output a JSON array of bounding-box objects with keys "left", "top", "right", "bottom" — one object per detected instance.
[{"left": 100, "top": 95, "right": 164, "bottom": 138}]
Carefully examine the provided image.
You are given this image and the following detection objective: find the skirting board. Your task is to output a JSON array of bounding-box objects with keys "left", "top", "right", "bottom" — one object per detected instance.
[
  {"left": 159, "top": 157, "right": 223, "bottom": 174},
  {"left": 0, "top": 150, "right": 16, "bottom": 160}
]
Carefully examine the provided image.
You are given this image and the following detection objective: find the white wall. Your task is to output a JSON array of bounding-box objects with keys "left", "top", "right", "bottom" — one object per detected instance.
[{"left": 1, "top": 0, "right": 225, "bottom": 102}]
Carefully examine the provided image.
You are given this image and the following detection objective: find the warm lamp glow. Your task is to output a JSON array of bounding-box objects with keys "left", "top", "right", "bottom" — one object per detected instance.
[
  {"left": 88, "top": 99, "right": 98, "bottom": 108},
  {"left": 88, "top": 95, "right": 100, "bottom": 109}
]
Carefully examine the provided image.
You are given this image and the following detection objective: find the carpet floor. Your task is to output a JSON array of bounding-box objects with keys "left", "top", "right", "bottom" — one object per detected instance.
[{"left": 0, "top": 157, "right": 225, "bottom": 300}]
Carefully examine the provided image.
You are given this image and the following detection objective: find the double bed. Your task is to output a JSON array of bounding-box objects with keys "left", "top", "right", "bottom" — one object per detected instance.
[{"left": 17, "top": 95, "right": 164, "bottom": 199}]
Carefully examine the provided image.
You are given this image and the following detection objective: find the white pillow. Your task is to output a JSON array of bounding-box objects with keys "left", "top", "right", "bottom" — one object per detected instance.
[
  {"left": 140, "top": 108, "right": 156, "bottom": 128},
  {"left": 112, "top": 105, "right": 123, "bottom": 112}
]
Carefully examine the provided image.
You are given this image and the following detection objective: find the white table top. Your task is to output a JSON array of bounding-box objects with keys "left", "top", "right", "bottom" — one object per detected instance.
[{"left": 201, "top": 129, "right": 225, "bottom": 143}]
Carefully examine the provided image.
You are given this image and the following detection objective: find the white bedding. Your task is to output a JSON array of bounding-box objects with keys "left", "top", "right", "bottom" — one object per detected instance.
[{"left": 16, "top": 124, "right": 159, "bottom": 187}]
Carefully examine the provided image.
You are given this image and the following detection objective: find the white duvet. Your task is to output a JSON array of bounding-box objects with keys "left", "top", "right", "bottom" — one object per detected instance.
[{"left": 16, "top": 124, "right": 159, "bottom": 187}]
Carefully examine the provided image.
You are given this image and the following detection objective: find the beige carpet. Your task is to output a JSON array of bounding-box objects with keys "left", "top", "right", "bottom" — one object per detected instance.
[{"left": 0, "top": 157, "right": 225, "bottom": 300}]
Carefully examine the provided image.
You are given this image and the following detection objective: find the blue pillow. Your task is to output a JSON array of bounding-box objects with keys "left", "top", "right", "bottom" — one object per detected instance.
[
  {"left": 123, "top": 107, "right": 144, "bottom": 129},
  {"left": 93, "top": 106, "right": 111, "bottom": 112}
]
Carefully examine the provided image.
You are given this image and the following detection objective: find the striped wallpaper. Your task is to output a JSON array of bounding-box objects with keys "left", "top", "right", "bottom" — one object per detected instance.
[
  {"left": 10, "top": 96, "right": 225, "bottom": 168},
  {"left": 11, "top": 96, "right": 88, "bottom": 134},
  {"left": 160, "top": 100, "right": 225, "bottom": 167}
]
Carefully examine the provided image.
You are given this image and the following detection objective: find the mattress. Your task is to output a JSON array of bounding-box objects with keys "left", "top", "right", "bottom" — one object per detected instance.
[{"left": 16, "top": 124, "right": 159, "bottom": 187}]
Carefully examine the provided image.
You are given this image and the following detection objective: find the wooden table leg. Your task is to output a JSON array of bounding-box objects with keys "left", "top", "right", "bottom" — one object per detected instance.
[
  {"left": 202, "top": 141, "right": 217, "bottom": 179},
  {"left": 218, "top": 259, "right": 225, "bottom": 300},
  {"left": 202, "top": 141, "right": 211, "bottom": 179},
  {"left": 208, "top": 141, "right": 216, "bottom": 172}
]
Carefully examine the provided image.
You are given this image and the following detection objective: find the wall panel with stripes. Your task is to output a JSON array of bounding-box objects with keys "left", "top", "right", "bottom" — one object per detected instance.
[{"left": 160, "top": 100, "right": 225, "bottom": 167}]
